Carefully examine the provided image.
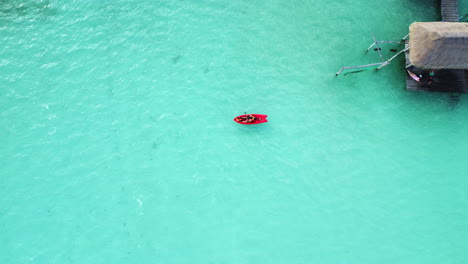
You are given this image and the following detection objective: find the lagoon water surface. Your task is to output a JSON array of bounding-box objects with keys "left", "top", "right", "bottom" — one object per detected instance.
[{"left": 1, "top": 0, "right": 468, "bottom": 263}]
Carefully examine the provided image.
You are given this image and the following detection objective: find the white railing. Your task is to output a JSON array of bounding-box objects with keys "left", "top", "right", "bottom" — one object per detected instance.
[{"left": 335, "top": 33, "right": 408, "bottom": 76}]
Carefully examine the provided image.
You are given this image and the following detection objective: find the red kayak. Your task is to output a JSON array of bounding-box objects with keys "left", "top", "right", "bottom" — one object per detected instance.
[{"left": 233, "top": 114, "right": 268, "bottom": 125}]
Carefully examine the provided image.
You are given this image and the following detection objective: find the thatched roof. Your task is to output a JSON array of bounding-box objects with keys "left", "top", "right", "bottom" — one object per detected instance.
[{"left": 409, "top": 22, "right": 468, "bottom": 69}]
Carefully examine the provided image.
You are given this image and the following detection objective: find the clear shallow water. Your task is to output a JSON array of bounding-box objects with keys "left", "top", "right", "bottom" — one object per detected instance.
[{"left": 1, "top": 0, "right": 468, "bottom": 263}]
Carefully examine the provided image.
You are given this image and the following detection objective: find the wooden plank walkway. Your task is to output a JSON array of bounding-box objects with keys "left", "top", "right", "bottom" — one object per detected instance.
[
  {"left": 404, "top": 1, "right": 466, "bottom": 92},
  {"left": 405, "top": 43, "right": 468, "bottom": 92},
  {"left": 406, "top": 68, "right": 468, "bottom": 92},
  {"left": 441, "top": 0, "right": 459, "bottom": 22}
]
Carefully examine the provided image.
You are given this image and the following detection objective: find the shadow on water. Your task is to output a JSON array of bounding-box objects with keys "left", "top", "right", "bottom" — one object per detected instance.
[
  {"left": 448, "top": 93, "right": 462, "bottom": 110},
  {"left": 0, "top": 0, "right": 57, "bottom": 20},
  {"left": 405, "top": 90, "right": 464, "bottom": 111},
  {"left": 344, "top": 69, "right": 369, "bottom": 75},
  {"left": 171, "top": 55, "right": 182, "bottom": 64}
]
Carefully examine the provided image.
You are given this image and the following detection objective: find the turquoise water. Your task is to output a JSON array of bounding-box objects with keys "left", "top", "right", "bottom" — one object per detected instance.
[{"left": 1, "top": 0, "right": 468, "bottom": 263}]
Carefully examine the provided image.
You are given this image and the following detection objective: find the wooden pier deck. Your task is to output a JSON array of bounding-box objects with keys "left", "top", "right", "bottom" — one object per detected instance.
[
  {"left": 405, "top": 43, "right": 468, "bottom": 92},
  {"left": 406, "top": 68, "right": 468, "bottom": 92},
  {"left": 404, "top": 0, "right": 466, "bottom": 92},
  {"left": 441, "top": 0, "right": 459, "bottom": 22}
]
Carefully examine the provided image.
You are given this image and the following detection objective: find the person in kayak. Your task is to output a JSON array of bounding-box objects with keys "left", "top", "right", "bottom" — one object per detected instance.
[
  {"left": 235, "top": 116, "right": 248, "bottom": 123},
  {"left": 247, "top": 115, "right": 257, "bottom": 123},
  {"left": 235, "top": 114, "right": 258, "bottom": 123}
]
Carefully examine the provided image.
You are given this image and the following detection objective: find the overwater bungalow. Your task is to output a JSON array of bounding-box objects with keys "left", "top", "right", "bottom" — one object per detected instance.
[
  {"left": 405, "top": 22, "right": 468, "bottom": 93},
  {"left": 336, "top": 0, "right": 468, "bottom": 93}
]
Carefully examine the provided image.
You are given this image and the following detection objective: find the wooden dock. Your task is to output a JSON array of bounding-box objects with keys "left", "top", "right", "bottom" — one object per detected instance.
[
  {"left": 406, "top": 68, "right": 468, "bottom": 92},
  {"left": 405, "top": 43, "right": 468, "bottom": 92},
  {"left": 441, "top": 0, "right": 459, "bottom": 22},
  {"left": 404, "top": 0, "right": 467, "bottom": 92}
]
